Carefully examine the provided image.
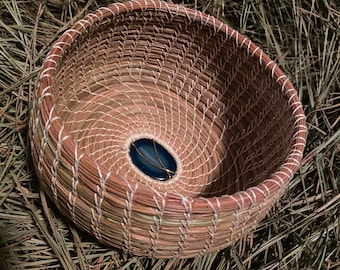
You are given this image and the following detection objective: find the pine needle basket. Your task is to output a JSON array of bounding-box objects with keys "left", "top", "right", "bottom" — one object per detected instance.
[{"left": 30, "top": 0, "right": 307, "bottom": 258}]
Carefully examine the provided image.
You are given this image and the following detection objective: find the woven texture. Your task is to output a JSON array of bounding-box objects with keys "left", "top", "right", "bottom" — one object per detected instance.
[{"left": 30, "top": 0, "right": 307, "bottom": 258}]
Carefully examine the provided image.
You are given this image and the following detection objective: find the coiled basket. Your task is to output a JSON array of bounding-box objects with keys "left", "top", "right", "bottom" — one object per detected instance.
[{"left": 30, "top": 0, "right": 307, "bottom": 258}]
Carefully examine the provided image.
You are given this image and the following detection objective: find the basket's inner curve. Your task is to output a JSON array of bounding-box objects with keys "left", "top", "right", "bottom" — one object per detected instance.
[{"left": 53, "top": 10, "right": 295, "bottom": 197}]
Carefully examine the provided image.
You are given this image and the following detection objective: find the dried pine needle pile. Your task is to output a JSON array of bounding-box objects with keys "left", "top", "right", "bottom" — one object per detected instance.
[{"left": 0, "top": 0, "right": 339, "bottom": 269}]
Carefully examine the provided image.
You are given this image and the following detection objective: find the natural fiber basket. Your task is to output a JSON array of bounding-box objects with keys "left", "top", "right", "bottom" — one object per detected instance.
[{"left": 30, "top": 0, "right": 307, "bottom": 258}]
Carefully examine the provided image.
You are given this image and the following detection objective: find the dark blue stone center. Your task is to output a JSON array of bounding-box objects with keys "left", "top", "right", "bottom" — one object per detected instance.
[{"left": 129, "top": 138, "right": 177, "bottom": 181}]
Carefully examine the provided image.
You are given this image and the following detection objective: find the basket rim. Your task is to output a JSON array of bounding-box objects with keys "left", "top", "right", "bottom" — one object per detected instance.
[{"left": 32, "top": 0, "right": 307, "bottom": 212}]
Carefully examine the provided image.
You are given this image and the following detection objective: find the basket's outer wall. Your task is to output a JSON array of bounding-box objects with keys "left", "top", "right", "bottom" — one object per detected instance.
[{"left": 30, "top": 0, "right": 307, "bottom": 258}]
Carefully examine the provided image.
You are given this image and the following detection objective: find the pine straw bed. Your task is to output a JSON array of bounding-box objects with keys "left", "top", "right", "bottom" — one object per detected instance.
[{"left": 0, "top": 0, "right": 339, "bottom": 269}]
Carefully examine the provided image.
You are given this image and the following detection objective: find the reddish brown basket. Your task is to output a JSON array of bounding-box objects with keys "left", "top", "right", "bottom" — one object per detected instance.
[{"left": 30, "top": 0, "right": 307, "bottom": 258}]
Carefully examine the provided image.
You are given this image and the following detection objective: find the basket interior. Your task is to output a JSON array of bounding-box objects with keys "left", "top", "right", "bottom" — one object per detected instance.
[{"left": 52, "top": 10, "right": 295, "bottom": 197}]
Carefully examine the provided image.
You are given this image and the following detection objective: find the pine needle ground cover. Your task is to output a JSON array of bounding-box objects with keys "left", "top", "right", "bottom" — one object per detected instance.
[{"left": 0, "top": 0, "right": 339, "bottom": 269}]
